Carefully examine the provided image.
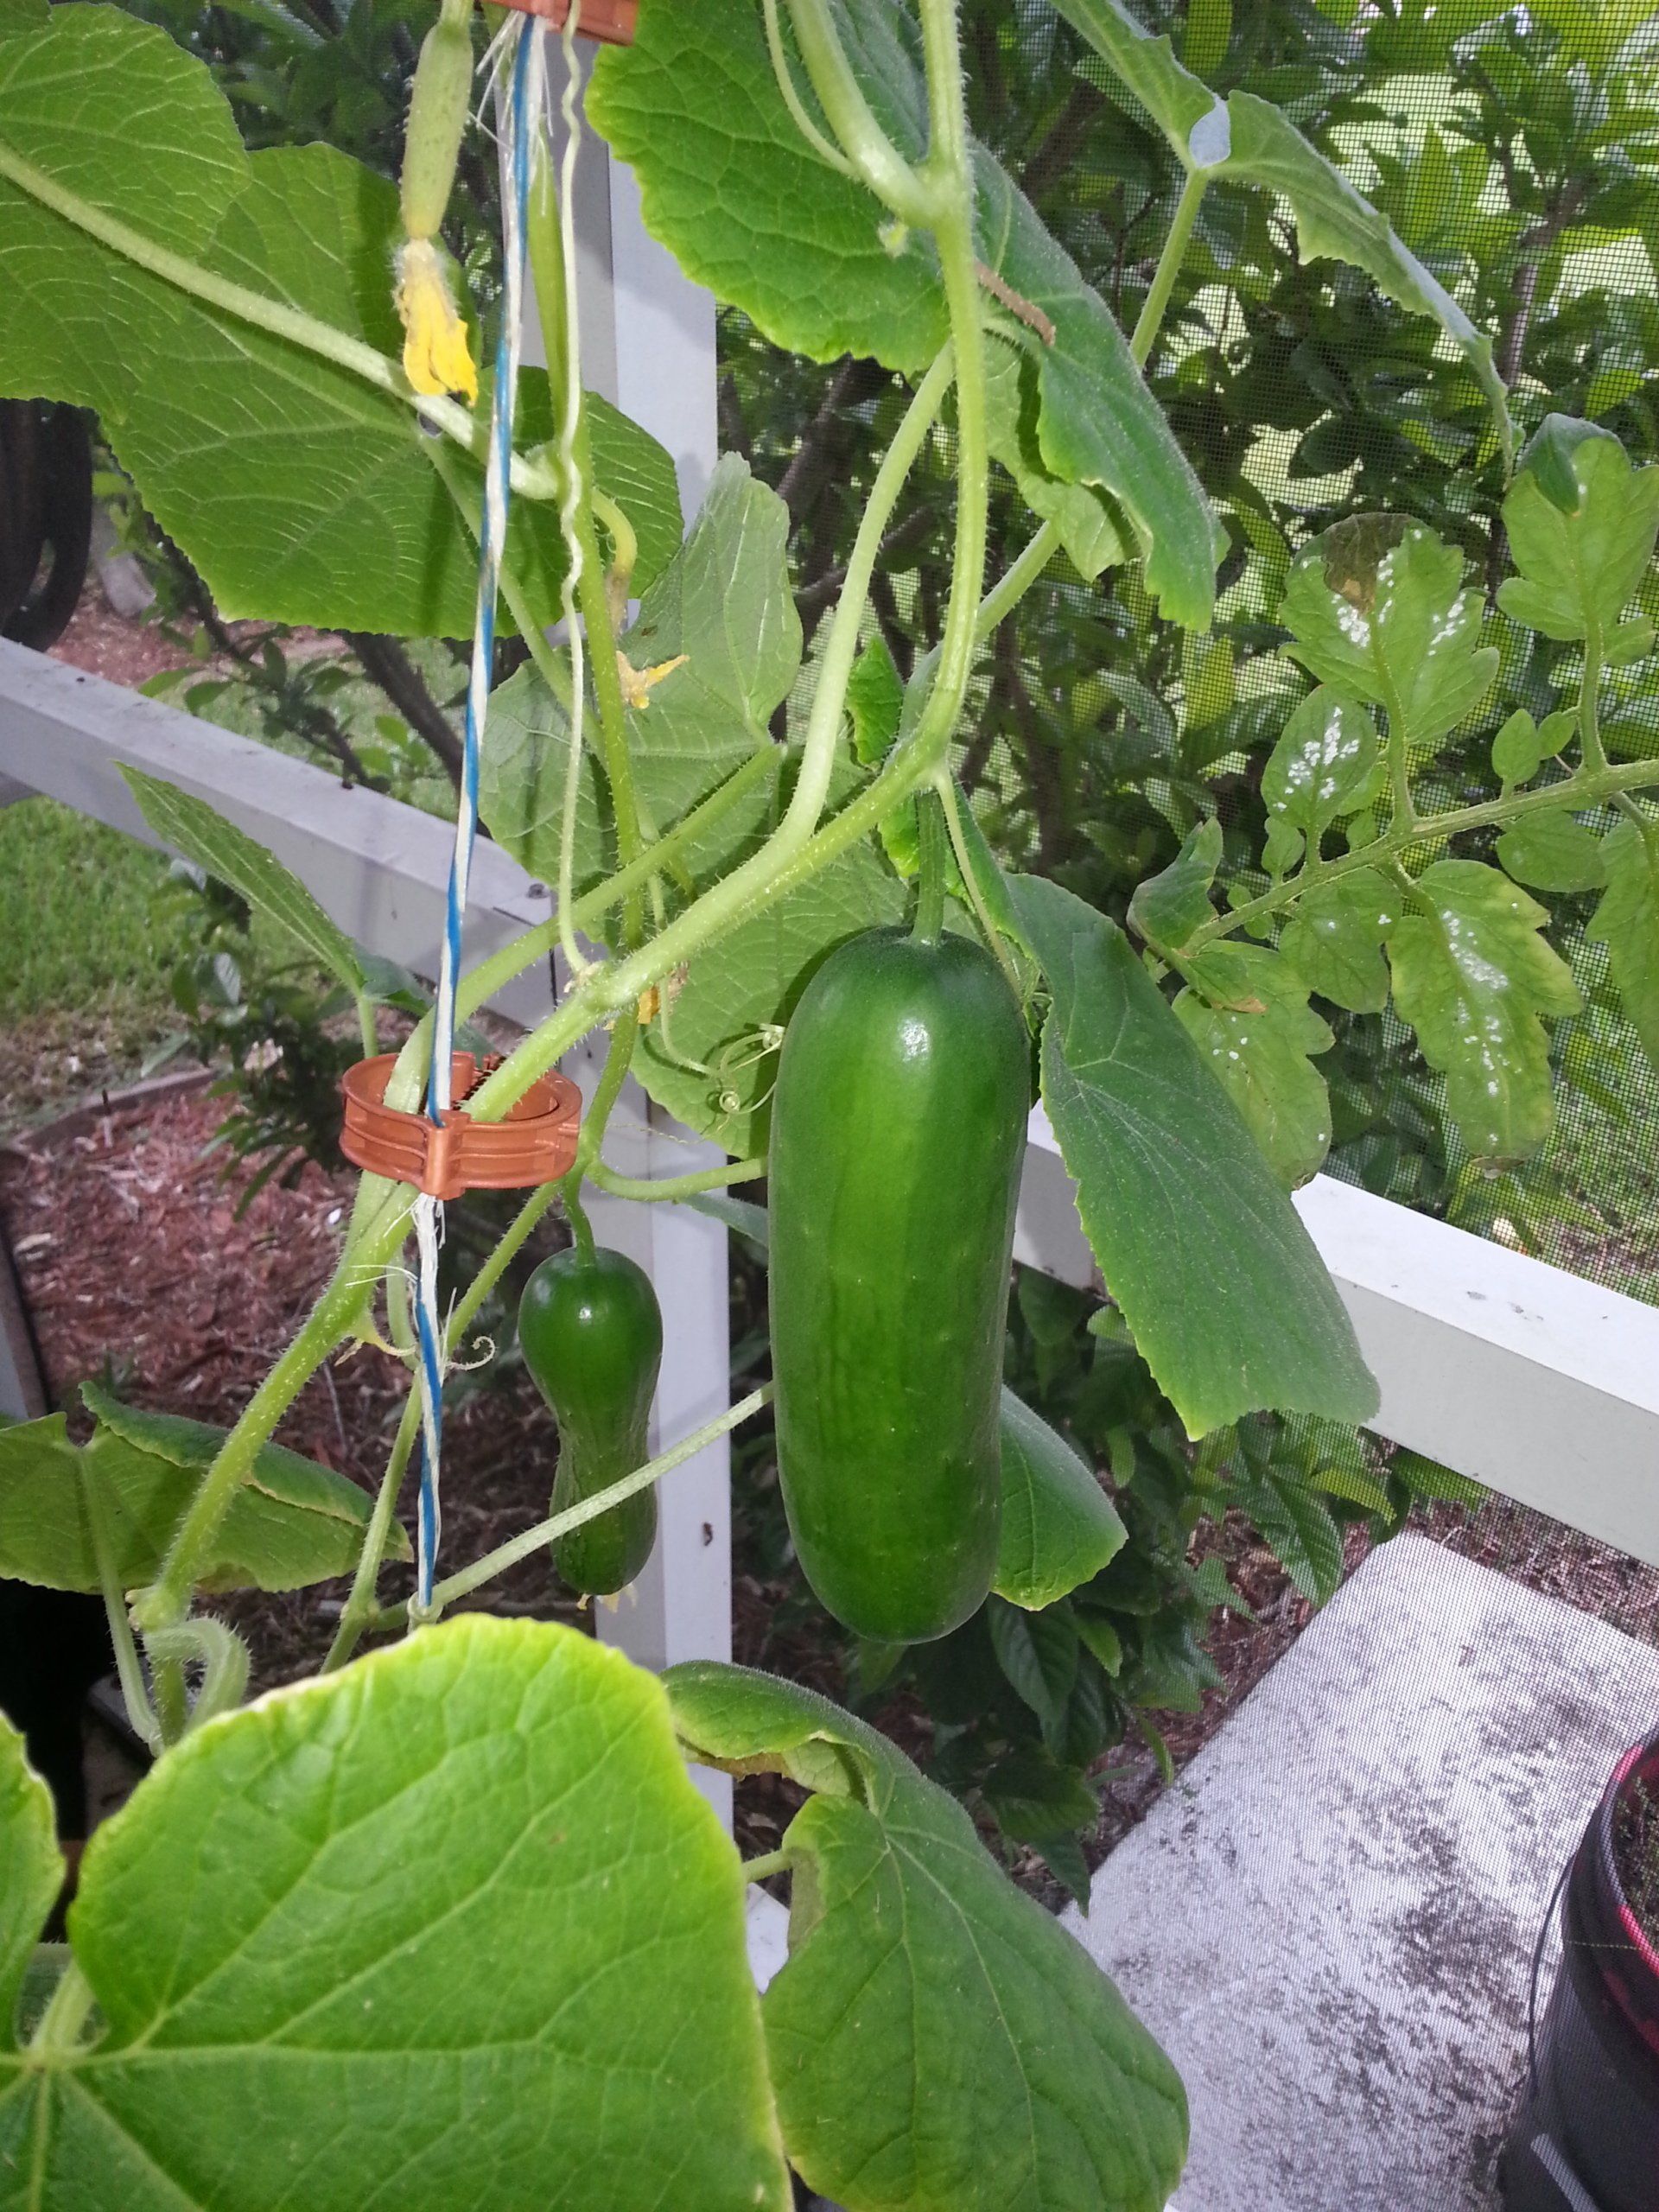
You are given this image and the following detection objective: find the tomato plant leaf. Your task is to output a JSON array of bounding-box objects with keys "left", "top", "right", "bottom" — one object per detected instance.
[
  {"left": 0, "top": 1403, "right": 403, "bottom": 1597},
  {"left": 1280, "top": 518, "right": 1499, "bottom": 760},
  {"left": 995, "top": 1387, "right": 1126, "bottom": 1611},
  {"left": 1008, "top": 874, "right": 1376, "bottom": 1435},
  {"left": 1589, "top": 817, "right": 1659, "bottom": 1071},
  {"left": 1497, "top": 806, "right": 1607, "bottom": 893},
  {"left": 122, "top": 767, "right": 368, "bottom": 995},
  {"left": 1388, "top": 859, "right": 1581, "bottom": 1159},
  {"left": 0, "top": 1714, "right": 60, "bottom": 2051},
  {"left": 1127, "top": 816, "right": 1222, "bottom": 953},
  {"left": 8, "top": 1621, "right": 789, "bottom": 2211},
  {"left": 1278, "top": 868, "right": 1400, "bottom": 1014},
  {"left": 1261, "top": 688, "right": 1382, "bottom": 855},
  {"left": 591, "top": 0, "right": 1218, "bottom": 627},
  {"left": 1175, "top": 944, "right": 1335, "bottom": 1188},
  {"left": 664, "top": 1661, "right": 1187, "bottom": 2212},
  {"left": 0, "top": 12, "right": 674, "bottom": 636},
  {"left": 1496, "top": 416, "right": 1659, "bottom": 642},
  {"left": 983, "top": 334, "right": 1126, "bottom": 582}
]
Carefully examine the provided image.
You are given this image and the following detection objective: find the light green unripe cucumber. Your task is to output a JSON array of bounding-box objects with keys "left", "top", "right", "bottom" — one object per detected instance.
[{"left": 400, "top": 2, "right": 474, "bottom": 245}]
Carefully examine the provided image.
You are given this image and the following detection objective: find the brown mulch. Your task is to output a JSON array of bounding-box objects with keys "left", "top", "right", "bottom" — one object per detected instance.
[{"left": 0, "top": 1085, "right": 580, "bottom": 1692}]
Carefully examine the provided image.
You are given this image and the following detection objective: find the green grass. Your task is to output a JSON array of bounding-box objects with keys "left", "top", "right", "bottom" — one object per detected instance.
[{"left": 0, "top": 797, "right": 200, "bottom": 1026}]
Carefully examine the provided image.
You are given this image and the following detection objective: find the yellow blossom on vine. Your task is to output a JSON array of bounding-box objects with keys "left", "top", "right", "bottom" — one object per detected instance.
[
  {"left": 395, "top": 238, "right": 477, "bottom": 404},
  {"left": 615, "top": 649, "right": 688, "bottom": 710}
]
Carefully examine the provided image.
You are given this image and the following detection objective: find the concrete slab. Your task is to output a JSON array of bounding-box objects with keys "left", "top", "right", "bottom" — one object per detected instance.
[{"left": 1068, "top": 1534, "right": 1659, "bottom": 2212}]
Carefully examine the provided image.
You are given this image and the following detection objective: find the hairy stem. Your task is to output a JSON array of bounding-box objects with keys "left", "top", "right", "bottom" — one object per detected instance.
[
  {"left": 1131, "top": 172, "right": 1208, "bottom": 368},
  {"left": 1187, "top": 755, "right": 1659, "bottom": 953},
  {"left": 785, "top": 0, "right": 933, "bottom": 222},
  {"left": 131, "top": 1188, "right": 412, "bottom": 1631},
  {"left": 588, "top": 1154, "right": 766, "bottom": 1203},
  {"left": 322, "top": 1385, "right": 423, "bottom": 1672}
]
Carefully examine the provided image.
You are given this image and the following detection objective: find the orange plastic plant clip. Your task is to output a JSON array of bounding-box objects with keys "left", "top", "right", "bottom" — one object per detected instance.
[{"left": 340, "top": 1053, "right": 582, "bottom": 1202}]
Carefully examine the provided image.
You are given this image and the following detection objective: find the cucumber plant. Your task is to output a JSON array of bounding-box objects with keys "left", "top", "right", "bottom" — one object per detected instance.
[{"left": 2, "top": 3, "right": 1657, "bottom": 2207}]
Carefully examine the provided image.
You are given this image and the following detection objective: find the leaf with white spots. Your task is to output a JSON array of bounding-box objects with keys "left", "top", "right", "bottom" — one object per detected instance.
[
  {"left": 1387, "top": 860, "right": 1580, "bottom": 1159},
  {"left": 1175, "top": 944, "right": 1335, "bottom": 1186}
]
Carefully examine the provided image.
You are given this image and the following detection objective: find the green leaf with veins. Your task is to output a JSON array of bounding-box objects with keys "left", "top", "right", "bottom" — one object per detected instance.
[
  {"left": 2, "top": 1620, "right": 790, "bottom": 2211},
  {"left": 1280, "top": 518, "right": 1499, "bottom": 761},
  {"left": 123, "top": 768, "right": 367, "bottom": 995},
  {"left": 0, "top": 1716, "right": 60, "bottom": 2050},
  {"left": 1048, "top": 3, "right": 1510, "bottom": 449},
  {"left": 988, "top": 1596, "right": 1080, "bottom": 1741},
  {"left": 0, "top": 1401, "right": 404, "bottom": 1597},
  {"left": 1590, "top": 818, "right": 1659, "bottom": 1071},
  {"left": 1128, "top": 817, "right": 1223, "bottom": 952},
  {"left": 1388, "top": 860, "right": 1581, "bottom": 1159},
  {"left": 1232, "top": 1460, "right": 1343, "bottom": 1605},
  {"left": 590, "top": 0, "right": 1218, "bottom": 627},
  {"left": 982, "top": 1746, "right": 1100, "bottom": 1847},
  {"left": 1008, "top": 875, "right": 1376, "bottom": 1435},
  {"left": 0, "top": 12, "right": 675, "bottom": 636},
  {"left": 1278, "top": 868, "right": 1399, "bottom": 1013},
  {"left": 1497, "top": 416, "right": 1659, "bottom": 643},
  {"left": 1497, "top": 806, "right": 1607, "bottom": 894},
  {"left": 1048, "top": 0, "right": 1229, "bottom": 168},
  {"left": 982, "top": 333, "right": 1126, "bottom": 582},
  {"left": 664, "top": 1661, "right": 1187, "bottom": 2212},
  {"left": 1218, "top": 96, "right": 1512, "bottom": 456},
  {"left": 995, "top": 1387, "right": 1126, "bottom": 1611},
  {"left": 1491, "top": 707, "right": 1574, "bottom": 787},
  {"left": 1261, "top": 689, "right": 1382, "bottom": 858},
  {"left": 1175, "top": 944, "right": 1335, "bottom": 1188},
  {"left": 480, "top": 454, "right": 794, "bottom": 906}
]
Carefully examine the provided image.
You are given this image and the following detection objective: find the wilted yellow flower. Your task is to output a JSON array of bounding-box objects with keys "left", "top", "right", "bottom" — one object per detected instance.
[
  {"left": 395, "top": 238, "right": 476, "bottom": 404},
  {"left": 616, "top": 648, "right": 688, "bottom": 710}
]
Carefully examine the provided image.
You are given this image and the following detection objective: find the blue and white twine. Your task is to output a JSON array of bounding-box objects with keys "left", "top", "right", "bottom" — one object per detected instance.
[{"left": 412, "top": 17, "right": 544, "bottom": 1617}]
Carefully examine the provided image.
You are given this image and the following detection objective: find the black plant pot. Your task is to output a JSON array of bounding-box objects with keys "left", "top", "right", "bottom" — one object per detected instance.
[{"left": 1502, "top": 1730, "right": 1659, "bottom": 2212}]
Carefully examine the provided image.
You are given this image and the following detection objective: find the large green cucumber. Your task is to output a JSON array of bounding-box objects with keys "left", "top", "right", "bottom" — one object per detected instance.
[
  {"left": 770, "top": 926, "right": 1030, "bottom": 1642},
  {"left": 519, "top": 1246, "right": 663, "bottom": 1598}
]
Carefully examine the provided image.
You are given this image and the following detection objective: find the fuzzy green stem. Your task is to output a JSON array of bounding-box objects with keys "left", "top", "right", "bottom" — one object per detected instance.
[
  {"left": 322, "top": 1385, "right": 423, "bottom": 1673},
  {"left": 29, "top": 1959, "right": 97, "bottom": 2063},
  {"left": 936, "top": 771, "right": 1023, "bottom": 994},
  {"left": 763, "top": 0, "right": 858, "bottom": 176},
  {"left": 588, "top": 1154, "right": 766, "bottom": 1203},
  {"left": 381, "top": 1385, "right": 772, "bottom": 1624},
  {"left": 79, "top": 1461, "right": 161, "bottom": 1754},
  {"left": 741, "top": 1849, "right": 793, "bottom": 1885},
  {"left": 1131, "top": 172, "right": 1208, "bottom": 368},
  {"left": 1580, "top": 617, "right": 1610, "bottom": 774},
  {"left": 1187, "top": 754, "right": 1659, "bottom": 953},
  {"left": 785, "top": 0, "right": 934, "bottom": 222},
  {"left": 0, "top": 143, "right": 560, "bottom": 503}
]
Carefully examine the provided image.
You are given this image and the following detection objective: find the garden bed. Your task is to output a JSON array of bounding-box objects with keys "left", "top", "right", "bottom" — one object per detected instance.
[{"left": 8, "top": 1077, "right": 1656, "bottom": 1897}]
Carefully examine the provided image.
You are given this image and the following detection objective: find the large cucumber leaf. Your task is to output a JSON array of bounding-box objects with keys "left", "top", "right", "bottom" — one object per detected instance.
[
  {"left": 0, "top": 1621, "right": 791, "bottom": 2211},
  {"left": 666, "top": 1661, "right": 1187, "bottom": 2212},
  {"left": 995, "top": 1387, "right": 1127, "bottom": 1611},
  {"left": 0, "top": 10, "right": 678, "bottom": 635},
  {"left": 0, "top": 1394, "right": 404, "bottom": 1596},
  {"left": 590, "top": 0, "right": 1219, "bottom": 627},
  {"left": 1008, "top": 874, "right": 1376, "bottom": 1436},
  {"left": 0, "top": 1718, "right": 60, "bottom": 2051}
]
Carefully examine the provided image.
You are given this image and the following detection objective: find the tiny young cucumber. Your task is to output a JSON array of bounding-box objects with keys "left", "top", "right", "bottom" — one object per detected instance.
[
  {"left": 519, "top": 1246, "right": 663, "bottom": 1598},
  {"left": 400, "top": 0, "right": 475, "bottom": 245},
  {"left": 769, "top": 927, "right": 1030, "bottom": 1643}
]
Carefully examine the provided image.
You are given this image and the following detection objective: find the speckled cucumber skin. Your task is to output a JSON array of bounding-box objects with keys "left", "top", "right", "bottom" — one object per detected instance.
[{"left": 770, "top": 927, "right": 1029, "bottom": 1643}]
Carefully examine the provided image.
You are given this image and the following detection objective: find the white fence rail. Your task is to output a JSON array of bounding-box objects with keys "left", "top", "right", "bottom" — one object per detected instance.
[{"left": 6, "top": 639, "right": 1659, "bottom": 1610}]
